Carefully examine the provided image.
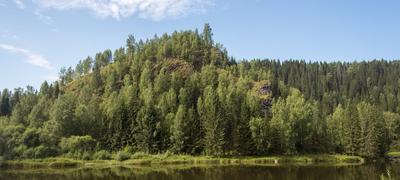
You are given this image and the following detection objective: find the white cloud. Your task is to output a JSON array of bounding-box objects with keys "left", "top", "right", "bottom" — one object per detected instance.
[
  {"left": 33, "top": 0, "right": 214, "bottom": 21},
  {"left": 0, "top": 30, "right": 19, "bottom": 40},
  {"left": 34, "top": 10, "right": 54, "bottom": 25},
  {"left": 0, "top": 43, "right": 53, "bottom": 70},
  {"left": 14, "top": 0, "right": 25, "bottom": 9}
]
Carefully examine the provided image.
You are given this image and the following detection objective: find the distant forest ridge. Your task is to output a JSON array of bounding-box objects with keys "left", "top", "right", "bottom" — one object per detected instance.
[{"left": 0, "top": 24, "right": 399, "bottom": 160}]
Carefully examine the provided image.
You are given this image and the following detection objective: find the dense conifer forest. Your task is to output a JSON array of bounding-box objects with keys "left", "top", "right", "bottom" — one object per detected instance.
[{"left": 1, "top": 24, "right": 399, "bottom": 160}]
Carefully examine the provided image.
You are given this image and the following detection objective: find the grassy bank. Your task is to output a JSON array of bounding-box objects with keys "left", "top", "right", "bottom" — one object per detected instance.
[
  {"left": 388, "top": 152, "right": 400, "bottom": 158},
  {"left": 0, "top": 154, "right": 364, "bottom": 169}
]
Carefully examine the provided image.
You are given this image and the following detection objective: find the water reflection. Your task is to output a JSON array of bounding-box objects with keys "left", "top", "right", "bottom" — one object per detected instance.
[{"left": 0, "top": 163, "right": 398, "bottom": 180}]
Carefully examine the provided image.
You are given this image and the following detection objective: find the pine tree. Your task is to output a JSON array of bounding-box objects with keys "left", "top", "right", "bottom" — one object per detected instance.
[
  {"left": 343, "top": 103, "right": 361, "bottom": 155},
  {"left": 357, "top": 102, "right": 387, "bottom": 157},
  {"left": 199, "top": 86, "right": 225, "bottom": 156},
  {"left": 171, "top": 105, "right": 188, "bottom": 153},
  {"left": 0, "top": 89, "right": 11, "bottom": 116},
  {"left": 135, "top": 87, "right": 160, "bottom": 153}
]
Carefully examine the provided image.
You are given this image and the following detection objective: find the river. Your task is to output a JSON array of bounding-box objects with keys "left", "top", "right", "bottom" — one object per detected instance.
[{"left": 0, "top": 163, "right": 398, "bottom": 180}]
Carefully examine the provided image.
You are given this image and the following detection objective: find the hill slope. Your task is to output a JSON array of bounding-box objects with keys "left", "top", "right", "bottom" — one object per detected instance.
[{"left": 0, "top": 24, "right": 399, "bottom": 159}]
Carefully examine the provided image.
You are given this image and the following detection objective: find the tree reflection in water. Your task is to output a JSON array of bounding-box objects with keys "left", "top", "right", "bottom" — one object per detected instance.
[{"left": 0, "top": 163, "right": 398, "bottom": 180}]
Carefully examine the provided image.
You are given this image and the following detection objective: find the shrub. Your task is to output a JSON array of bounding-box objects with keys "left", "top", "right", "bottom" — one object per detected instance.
[
  {"left": 162, "top": 150, "right": 173, "bottom": 158},
  {"left": 12, "top": 145, "right": 27, "bottom": 159},
  {"left": 22, "top": 148, "right": 36, "bottom": 159},
  {"left": 131, "top": 152, "right": 150, "bottom": 159},
  {"left": 34, "top": 145, "right": 58, "bottom": 158},
  {"left": 65, "top": 151, "right": 82, "bottom": 159},
  {"left": 59, "top": 135, "right": 97, "bottom": 153},
  {"left": 94, "top": 150, "right": 111, "bottom": 160},
  {"left": 123, "top": 146, "right": 136, "bottom": 154},
  {"left": 81, "top": 152, "right": 93, "bottom": 160},
  {"left": 115, "top": 151, "right": 130, "bottom": 161},
  {"left": 15, "top": 145, "right": 58, "bottom": 159},
  {"left": 20, "top": 128, "right": 41, "bottom": 148},
  {"left": 2, "top": 125, "right": 25, "bottom": 159}
]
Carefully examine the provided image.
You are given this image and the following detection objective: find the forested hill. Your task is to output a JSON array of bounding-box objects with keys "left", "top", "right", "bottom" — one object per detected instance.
[{"left": 1, "top": 24, "right": 400, "bottom": 160}]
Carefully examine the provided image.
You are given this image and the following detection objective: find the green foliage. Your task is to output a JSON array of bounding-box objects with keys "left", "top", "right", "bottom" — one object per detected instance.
[
  {"left": 81, "top": 151, "right": 93, "bottom": 160},
  {"left": 122, "top": 146, "right": 136, "bottom": 154},
  {"left": 384, "top": 112, "right": 400, "bottom": 150},
  {"left": 380, "top": 168, "right": 393, "bottom": 180},
  {"left": 115, "top": 151, "right": 131, "bottom": 161},
  {"left": 33, "top": 145, "right": 58, "bottom": 158},
  {"left": 49, "top": 93, "right": 77, "bottom": 138},
  {"left": 327, "top": 104, "right": 346, "bottom": 152},
  {"left": 131, "top": 152, "right": 151, "bottom": 159},
  {"left": 59, "top": 136, "right": 97, "bottom": 153},
  {"left": 170, "top": 105, "right": 188, "bottom": 153},
  {"left": 20, "top": 128, "right": 41, "bottom": 148},
  {"left": 343, "top": 104, "right": 361, "bottom": 155},
  {"left": 0, "top": 25, "right": 398, "bottom": 160},
  {"left": 357, "top": 102, "right": 387, "bottom": 157},
  {"left": 270, "top": 89, "right": 314, "bottom": 154},
  {"left": 0, "top": 89, "right": 12, "bottom": 116},
  {"left": 249, "top": 117, "right": 269, "bottom": 154},
  {"left": 94, "top": 150, "right": 112, "bottom": 160},
  {"left": 199, "top": 86, "right": 225, "bottom": 156},
  {"left": 0, "top": 124, "right": 25, "bottom": 159}
]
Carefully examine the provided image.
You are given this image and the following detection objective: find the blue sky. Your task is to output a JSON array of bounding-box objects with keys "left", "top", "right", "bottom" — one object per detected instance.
[{"left": 1, "top": 0, "right": 400, "bottom": 90}]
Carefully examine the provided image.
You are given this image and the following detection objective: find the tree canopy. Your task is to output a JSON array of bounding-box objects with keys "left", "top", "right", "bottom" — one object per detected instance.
[{"left": 0, "top": 24, "right": 399, "bottom": 159}]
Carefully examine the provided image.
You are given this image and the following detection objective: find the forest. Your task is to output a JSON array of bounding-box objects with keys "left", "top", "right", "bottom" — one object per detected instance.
[{"left": 0, "top": 24, "right": 399, "bottom": 160}]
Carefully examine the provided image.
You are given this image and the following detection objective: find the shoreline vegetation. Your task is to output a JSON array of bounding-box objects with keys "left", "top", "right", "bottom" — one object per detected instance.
[{"left": 0, "top": 154, "right": 364, "bottom": 169}]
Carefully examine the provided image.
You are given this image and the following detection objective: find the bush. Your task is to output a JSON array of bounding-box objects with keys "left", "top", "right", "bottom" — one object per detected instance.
[
  {"left": 94, "top": 150, "right": 111, "bottom": 160},
  {"left": 131, "top": 152, "right": 150, "bottom": 159},
  {"left": 21, "top": 128, "right": 41, "bottom": 148},
  {"left": 59, "top": 135, "right": 97, "bottom": 153},
  {"left": 162, "top": 150, "right": 173, "bottom": 158},
  {"left": 12, "top": 145, "right": 27, "bottom": 159},
  {"left": 63, "top": 151, "right": 92, "bottom": 160},
  {"left": 115, "top": 151, "right": 131, "bottom": 161},
  {"left": 15, "top": 145, "right": 59, "bottom": 159},
  {"left": 81, "top": 152, "right": 93, "bottom": 160},
  {"left": 22, "top": 148, "right": 36, "bottom": 159},
  {"left": 34, "top": 145, "right": 58, "bottom": 158},
  {"left": 123, "top": 146, "right": 136, "bottom": 154},
  {"left": 64, "top": 151, "right": 81, "bottom": 159}
]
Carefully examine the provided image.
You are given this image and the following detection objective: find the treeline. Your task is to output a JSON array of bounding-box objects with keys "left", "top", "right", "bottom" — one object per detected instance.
[{"left": 0, "top": 24, "right": 399, "bottom": 160}]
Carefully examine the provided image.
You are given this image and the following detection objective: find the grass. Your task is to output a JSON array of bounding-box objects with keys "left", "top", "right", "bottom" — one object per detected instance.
[
  {"left": 387, "top": 151, "right": 400, "bottom": 158},
  {"left": 0, "top": 153, "right": 364, "bottom": 170},
  {"left": 0, "top": 158, "right": 82, "bottom": 169}
]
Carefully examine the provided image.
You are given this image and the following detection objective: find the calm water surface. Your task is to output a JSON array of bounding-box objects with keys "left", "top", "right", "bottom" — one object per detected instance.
[{"left": 0, "top": 163, "right": 399, "bottom": 180}]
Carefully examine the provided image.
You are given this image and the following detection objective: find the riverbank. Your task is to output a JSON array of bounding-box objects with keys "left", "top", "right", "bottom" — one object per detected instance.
[
  {"left": 0, "top": 154, "right": 364, "bottom": 169},
  {"left": 387, "top": 152, "right": 400, "bottom": 163}
]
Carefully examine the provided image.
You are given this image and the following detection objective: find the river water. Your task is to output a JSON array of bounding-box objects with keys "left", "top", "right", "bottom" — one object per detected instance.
[{"left": 0, "top": 163, "right": 398, "bottom": 180}]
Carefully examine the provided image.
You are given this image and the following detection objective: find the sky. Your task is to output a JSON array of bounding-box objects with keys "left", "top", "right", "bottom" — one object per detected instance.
[{"left": 1, "top": 0, "right": 400, "bottom": 90}]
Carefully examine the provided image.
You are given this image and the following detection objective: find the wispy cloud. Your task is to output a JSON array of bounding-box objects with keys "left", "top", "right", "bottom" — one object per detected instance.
[
  {"left": 34, "top": 0, "right": 214, "bottom": 21},
  {"left": 34, "top": 10, "right": 54, "bottom": 25},
  {"left": 0, "top": 43, "right": 53, "bottom": 70},
  {"left": 14, "top": 0, "right": 25, "bottom": 9},
  {"left": 0, "top": 30, "right": 19, "bottom": 40}
]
